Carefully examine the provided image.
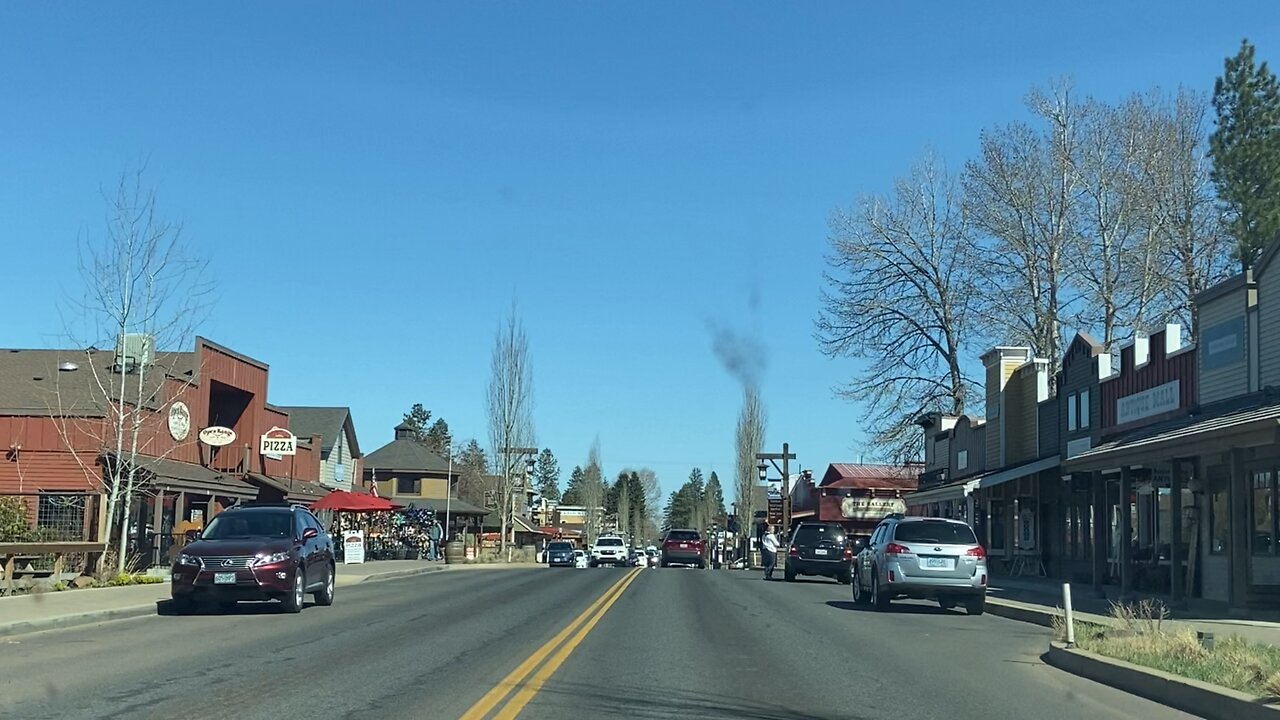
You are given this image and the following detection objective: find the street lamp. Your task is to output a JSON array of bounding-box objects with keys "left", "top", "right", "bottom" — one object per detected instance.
[
  {"left": 444, "top": 438, "right": 453, "bottom": 549},
  {"left": 757, "top": 462, "right": 768, "bottom": 483}
]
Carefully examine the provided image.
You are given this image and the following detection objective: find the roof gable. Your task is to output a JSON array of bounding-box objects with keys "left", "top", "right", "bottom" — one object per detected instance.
[
  {"left": 279, "top": 406, "right": 359, "bottom": 455},
  {"left": 363, "top": 437, "right": 451, "bottom": 473}
]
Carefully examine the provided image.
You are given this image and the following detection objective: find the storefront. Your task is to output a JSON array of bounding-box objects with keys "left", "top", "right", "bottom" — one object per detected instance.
[{"left": 791, "top": 464, "right": 919, "bottom": 540}]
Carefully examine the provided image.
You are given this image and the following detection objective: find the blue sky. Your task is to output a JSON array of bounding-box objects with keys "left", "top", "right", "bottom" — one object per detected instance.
[{"left": 1, "top": 3, "right": 1276, "bottom": 497}]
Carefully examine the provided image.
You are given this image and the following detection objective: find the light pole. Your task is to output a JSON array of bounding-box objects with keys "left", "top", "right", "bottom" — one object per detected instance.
[
  {"left": 757, "top": 442, "right": 797, "bottom": 533},
  {"left": 444, "top": 439, "right": 453, "bottom": 547}
]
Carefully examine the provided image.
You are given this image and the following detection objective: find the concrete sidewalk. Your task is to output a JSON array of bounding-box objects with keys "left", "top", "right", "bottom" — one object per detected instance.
[
  {"left": 0, "top": 559, "right": 450, "bottom": 639},
  {"left": 988, "top": 575, "right": 1280, "bottom": 647}
]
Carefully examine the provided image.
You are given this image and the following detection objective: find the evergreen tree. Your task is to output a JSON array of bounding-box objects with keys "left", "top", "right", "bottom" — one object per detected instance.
[
  {"left": 562, "top": 465, "right": 586, "bottom": 505},
  {"left": 453, "top": 439, "right": 489, "bottom": 505},
  {"left": 534, "top": 448, "right": 561, "bottom": 502},
  {"left": 705, "top": 471, "right": 727, "bottom": 525},
  {"left": 1211, "top": 39, "right": 1280, "bottom": 268},
  {"left": 424, "top": 418, "right": 451, "bottom": 455},
  {"left": 402, "top": 403, "right": 432, "bottom": 440}
]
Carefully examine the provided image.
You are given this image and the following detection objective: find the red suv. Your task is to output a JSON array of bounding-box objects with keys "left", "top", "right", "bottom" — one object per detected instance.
[
  {"left": 171, "top": 504, "right": 336, "bottom": 614},
  {"left": 661, "top": 528, "right": 705, "bottom": 568}
]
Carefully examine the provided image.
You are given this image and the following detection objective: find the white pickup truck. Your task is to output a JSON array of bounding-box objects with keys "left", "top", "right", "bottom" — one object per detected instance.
[{"left": 589, "top": 535, "right": 628, "bottom": 567}]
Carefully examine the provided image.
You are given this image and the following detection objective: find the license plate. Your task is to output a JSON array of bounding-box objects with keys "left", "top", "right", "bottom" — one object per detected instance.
[
  {"left": 923, "top": 557, "right": 953, "bottom": 570},
  {"left": 679, "top": 543, "right": 688, "bottom": 548},
  {"left": 814, "top": 548, "right": 828, "bottom": 556},
  {"left": 214, "top": 572, "right": 237, "bottom": 584}
]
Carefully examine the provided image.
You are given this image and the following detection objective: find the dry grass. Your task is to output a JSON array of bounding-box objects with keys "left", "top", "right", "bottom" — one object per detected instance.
[{"left": 1054, "top": 599, "right": 1280, "bottom": 697}]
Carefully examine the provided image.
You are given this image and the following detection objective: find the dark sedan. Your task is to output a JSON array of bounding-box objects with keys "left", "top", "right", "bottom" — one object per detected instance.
[
  {"left": 546, "top": 540, "right": 576, "bottom": 567},
  {"left": 783, "top": 521, "right": 853, "bottom": 584}
]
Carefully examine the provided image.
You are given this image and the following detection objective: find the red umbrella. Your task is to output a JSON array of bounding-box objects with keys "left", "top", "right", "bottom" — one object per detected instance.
[{"left": 311, "top": 490, "right": 403, "bottom": 513}]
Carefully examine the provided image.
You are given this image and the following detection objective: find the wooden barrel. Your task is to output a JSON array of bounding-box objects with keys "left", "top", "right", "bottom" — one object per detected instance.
[{"left": 444, "top": 541, "right": 465, "bottom": 565}]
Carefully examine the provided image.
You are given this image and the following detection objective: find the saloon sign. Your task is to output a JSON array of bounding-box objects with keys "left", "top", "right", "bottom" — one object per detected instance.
[
  {"left": 260, "top": 426, "right": 298, "bottom": 457},
  {"left": 167, "top": 401, "right": 191, "bottom": 441},
  {"left": 840, "top": 496, "right": 906, "bottom": 521},
  {"left": 198, "top": 426, "right": 237, "bottom": 447}
]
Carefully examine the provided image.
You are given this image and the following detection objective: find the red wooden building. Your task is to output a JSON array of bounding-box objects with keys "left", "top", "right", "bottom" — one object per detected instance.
[
  {"left": 790, "top": 463, "right": 920, "bottom": 538},
  {"left": 0, "top": 336, "right": 324, "bottom": 566}
]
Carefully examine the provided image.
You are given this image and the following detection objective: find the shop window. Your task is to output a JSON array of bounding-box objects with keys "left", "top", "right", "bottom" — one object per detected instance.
[
  {"left": 1210, "top": 470, "right": 1230, "bottom": 555},
  {"left": 1079, "top": 389, "right": 1090, "bottom": 429},
  {"left": 1067, "top": 393, "right": 1077, "bottom": 431},
  {"left": 989, "top": 501, "right": 1007, "bottom": 551},
  {"left": 397, "top": 477, "right": 421, "bottom": 495},
  {"left": 957, "top": 450, "right": 968, "bottom": 470},
  {"left": 1252, "top": 469, "right": 1275, "bottom": 555},
  {"left": 36, "top": 494, "right": 87, "bottom": 540}
]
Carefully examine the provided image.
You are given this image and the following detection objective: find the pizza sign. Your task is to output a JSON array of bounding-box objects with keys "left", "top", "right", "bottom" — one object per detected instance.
[{"left": 260, "top": 426, "right": 297, "bottom": 457}]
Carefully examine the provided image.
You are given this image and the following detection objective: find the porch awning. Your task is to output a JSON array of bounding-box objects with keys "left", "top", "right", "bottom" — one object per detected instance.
[
  {"left": 245, "top": 473, "right": 327, "bottom": 503},
  {"left": 131, "top": 455, "right": 257, "bottom": 500},
  {"left": 385, "top": 495, "right": 491, "bottom": 516},
  {"left": 906, "top": 477, "right": 982, "bottom": 505},
  {"left": 975, "top": 455, "right": 1060, "bottom": 490},
  {"left": 1064, "top": 393, "right": 1280, "bottom": 473}
]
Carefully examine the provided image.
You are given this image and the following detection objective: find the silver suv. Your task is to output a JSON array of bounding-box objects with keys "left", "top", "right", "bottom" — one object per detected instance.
[{"left": 851, "top": 515, "right": 988, "bottom": 615}]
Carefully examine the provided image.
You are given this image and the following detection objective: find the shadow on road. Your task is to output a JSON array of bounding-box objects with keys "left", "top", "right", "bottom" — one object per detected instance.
[
  {"left": 527, "top": 679, "right": 868, "bottom": 720},
  {"left": 155, "top": 599, "right": 313, "bottom": 616},
  {"left": 825, "top": 600, "right": 962, "bottom": 616}
]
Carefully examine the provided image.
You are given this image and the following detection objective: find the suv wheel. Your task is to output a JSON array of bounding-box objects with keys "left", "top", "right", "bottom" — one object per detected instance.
[
  {"left": 871, "top": 569, "right": 890, "bottom": 611},
  {"left": 851, "top": 569, "right": 867, "bottom": 604},
  {"left": 314, "top": 563, "right": 335, "bottom": 607},
  {"left": 965, "top": 596, "right": 985, "bottom": 616},
  {"left": 171, "top": 595, "right": 196, "bottom": 615},
  {"left": 281, "top": 569, "right": 306, "bottom": 614}
]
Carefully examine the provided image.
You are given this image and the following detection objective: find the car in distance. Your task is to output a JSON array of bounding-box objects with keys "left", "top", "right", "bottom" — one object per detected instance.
[
  {"left": 171, "top": 503, "right": 335, "bottom": 614},
  {"left": 573, "top": 549, "right": 589, "bottom": 568},
  {"left": 852, "top": 516, "right": 988, "bottom": 615},
  {"left": 783, "top": 521, "right": 853, "bottom": 584},
  {"left": 590, "top": 535, "right": 628, "bottom": 567},
  {"left": 547, "top": 540, "right": 576, "bottom": 567},
  {"left": 644, "top": 547, "right": 658, "bottom": 567},
  {"left": 660, "top": 529, "right": 705, "bottom": 568}
]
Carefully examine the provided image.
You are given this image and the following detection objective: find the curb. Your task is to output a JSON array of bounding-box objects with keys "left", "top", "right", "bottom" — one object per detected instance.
[
  {"left": 1045, "top": 641, "right": 1280, "bottom": 720},
  {"left": 986, "top": 597, "right": 1117, "bottom": 630},
  {"left": 0, "top": 602, "right": 159, "bottom": 640},
  {"left": 351, "top": 565, "right": 449, "bottom": 584}
]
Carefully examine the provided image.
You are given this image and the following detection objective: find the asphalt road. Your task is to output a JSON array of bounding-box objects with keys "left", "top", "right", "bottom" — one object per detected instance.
[{"left": 0, "top": 566, "right": 1197, "bottom": 720}]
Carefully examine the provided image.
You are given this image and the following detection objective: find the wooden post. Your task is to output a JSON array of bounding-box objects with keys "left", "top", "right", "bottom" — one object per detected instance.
[
  {"left": 1092, "top": 471, "right": 1106, "bottom": 598},
  {"left": 1119, "top": 465, "right": 1134, "bottom": 600},
  {"left": 1170, "top": 460, "right": 1184, "bottom": 605}
]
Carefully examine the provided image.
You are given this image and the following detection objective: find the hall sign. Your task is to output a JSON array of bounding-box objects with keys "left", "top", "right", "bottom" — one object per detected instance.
[
  {"left": 199, "top": 426, "right": 237, "bottom": 447},
  {"left": 1116, "top": 380, "right": 1180, "bottom": 425},
  {"left": 260, "top": 426, "right": 297, "bottom": 457},
  {"left": 840, "top": 496, "right": 906, "bottom": 521}
]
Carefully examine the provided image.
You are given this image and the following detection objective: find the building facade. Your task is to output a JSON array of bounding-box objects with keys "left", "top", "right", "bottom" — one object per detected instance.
[{"left": 280, "top": 406, "right": 362, "bottom": 491}]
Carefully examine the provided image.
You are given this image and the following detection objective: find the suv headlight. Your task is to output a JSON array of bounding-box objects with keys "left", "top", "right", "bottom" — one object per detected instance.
[
  {"left": 251, "top": 552, "right": 290, "bottom": 567},
  {"left": 176, "top": 553, "right": 202, "bottom": 567}
]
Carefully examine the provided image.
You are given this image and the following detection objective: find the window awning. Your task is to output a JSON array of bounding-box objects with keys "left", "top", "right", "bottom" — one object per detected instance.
[
  {"left": 975, "top": 455, "right": 1060, "bottom": 490},
  {"left": 907, "top": 477, "right": 982, "bottom": 505}
]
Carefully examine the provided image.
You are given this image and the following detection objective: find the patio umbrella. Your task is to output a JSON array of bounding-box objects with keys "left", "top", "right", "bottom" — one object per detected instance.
[{"left": 311, "top": 490, "right": 403, "bottom": 513}]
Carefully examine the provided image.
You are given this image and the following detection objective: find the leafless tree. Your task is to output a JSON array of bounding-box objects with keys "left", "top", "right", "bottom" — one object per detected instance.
[
  {"left": 579, "top": 439, "right": 605, "bottom": 545},
  {"left": 1140, "top": 88, "right": 1235, "bottom": 334},
  {"left": 486, "top": 303, "right": 536, "bottom": 554},
  {"left": 817, "top": 151, "right": 983, "bottom": 462},
  {"left": 51, "top": 169, "right": 212, "bottom": 573},
  {"left": 965, "top": 81, "right": 1082, "bottom": 379},
  {"left": 734, "top": 387, "right": 766, "bottom": 541}
]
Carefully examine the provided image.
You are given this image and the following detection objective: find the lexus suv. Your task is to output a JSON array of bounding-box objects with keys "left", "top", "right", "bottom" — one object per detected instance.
[
  {"left": 171, "top": 503, "right": 336, "bottom": 614},
  {"left": 783, "top": 521, "right": 853, "bottom": 584},
  {"left": 660, "top": 529, "right": 705, "bottom": 568},
  {"left": 851, "top": 515, "right": 988, "bottom": 615},
  {"left": 590, "top": 535, "right": 628, "bottom": 567}
]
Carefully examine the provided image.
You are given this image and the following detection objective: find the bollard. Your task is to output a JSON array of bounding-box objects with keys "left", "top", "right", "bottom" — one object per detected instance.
[
  {"left": 1200, "top": 631, "right": 1215, "bottom": 650},
  {"left": 1062, "top": 582, "right": 1076, "bottom": 647}
]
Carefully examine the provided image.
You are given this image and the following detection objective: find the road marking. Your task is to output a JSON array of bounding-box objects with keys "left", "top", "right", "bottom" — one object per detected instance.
[
  {"left": 458, "top": 568, "right": 640, "bottom": 720},
  {"left": 492, "top": 567, "right": 643, "bottom": 719}
]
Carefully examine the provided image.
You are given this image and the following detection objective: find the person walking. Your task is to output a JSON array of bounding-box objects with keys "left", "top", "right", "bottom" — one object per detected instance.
[
  {"left": 761, "top": 525, "right": 781, "bottom": 581},
  {"left": 428, "top": 519, "right": 444, "bottom": 562}
]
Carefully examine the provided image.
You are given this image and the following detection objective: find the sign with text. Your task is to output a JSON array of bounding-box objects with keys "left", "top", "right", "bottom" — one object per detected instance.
[
  {"left": 260, "top": 426, "right": 297, "bottom": 457},
  {"left": 839, "top": 496, "right": 906, "bottom": 521},
  {"left": 767, "top": 497, "right": 782, "bottom": 525},
  {"left": 199, "top": 426, "right": 236, "bottom": 447},
  {"left": 1066, "top": 436, "right": 1092, "bottom": 459},
  {"left": 343, "top": 530, "right": 365, "bottom": 564},
  {"left": 1115, "top": 380, "right": 1180, "bottom": 426}
]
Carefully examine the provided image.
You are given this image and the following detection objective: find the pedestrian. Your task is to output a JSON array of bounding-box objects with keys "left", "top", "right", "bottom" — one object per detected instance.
[
  {"left": 428, "top": 519, "right": 444, "bottom": 561},
  {"left": 761, "top": 525, "right": 781, "bottom": 581}
]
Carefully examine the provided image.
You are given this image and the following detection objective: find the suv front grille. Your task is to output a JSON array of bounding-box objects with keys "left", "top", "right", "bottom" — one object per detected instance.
[{"left": 200, "top": 556, "right": 256, "bottom": 569}]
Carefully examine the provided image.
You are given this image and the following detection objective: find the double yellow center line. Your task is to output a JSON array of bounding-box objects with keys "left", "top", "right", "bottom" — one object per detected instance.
[{"left": 460, "top": 567, "right": 643, "bottom": 720}]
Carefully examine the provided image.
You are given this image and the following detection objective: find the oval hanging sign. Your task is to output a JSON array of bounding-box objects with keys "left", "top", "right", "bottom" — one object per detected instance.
[
  {"left": 168, "top": 401, "right": 191, "bottom": 441},
  {"left": 199, "top": 426, "right": 237, "bottom": 447}
]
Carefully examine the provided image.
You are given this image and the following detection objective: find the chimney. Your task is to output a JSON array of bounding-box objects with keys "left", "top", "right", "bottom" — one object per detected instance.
[{"left": 1132, "top": 333, "right": 1150, "bottom": 367}]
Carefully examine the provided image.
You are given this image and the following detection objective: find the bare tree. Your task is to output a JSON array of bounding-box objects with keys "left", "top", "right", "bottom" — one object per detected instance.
[
  {"left": 579, "top": 439, "right": 605, "bottom": 545},
  {"left": 734, "top": 387, "right": 766, "bottom": 542},
  {"left": 1142, "top": 88, "right": 1234, "bottom": 334},
  {"left": 966, "top": 82, "right": 1082, "bottom": 379},
  {"left": 485, "top": 303, "right": 536, "bottom": 554},
  {"left": 817, "top": 151, "right": 983, "bottom": 462},
  {"left": 51, "top": 169, "right": 212, "bottom": 573}
]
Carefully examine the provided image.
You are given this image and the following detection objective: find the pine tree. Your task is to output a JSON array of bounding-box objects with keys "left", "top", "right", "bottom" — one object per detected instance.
[
  {"left": 453, "top": 439, "right": 489, "bottom": 505},
  {"left": 1211, "top": 39, "right": 1280, "bottom": 268},
  {"left": 562, "top": 465, "right": 586, "bottom": 505},
  {"left": 402, "top": 403, "right": 432, "bottom": 440},
  {"left": 534, "top": 448, "right": 561, "bottom": 502},
  {"left": 705, "top": 471, "right": 726, "bottom": 525},
  {"left": 424, "top": 418, "right": 451, "bottom": 455}
]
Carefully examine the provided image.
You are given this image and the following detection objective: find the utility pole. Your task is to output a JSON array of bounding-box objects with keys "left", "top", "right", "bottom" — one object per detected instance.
[{"left": 756, "top": 442, "right": 797, "bottom": 533}]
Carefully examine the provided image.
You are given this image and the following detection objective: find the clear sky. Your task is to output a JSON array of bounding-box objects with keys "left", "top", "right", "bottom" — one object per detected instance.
[{"left": 1, "top": 3, "right": 1276, "bottom": 497}]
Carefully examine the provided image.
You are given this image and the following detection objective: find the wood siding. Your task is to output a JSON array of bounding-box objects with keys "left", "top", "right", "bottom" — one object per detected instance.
[
  {"left": 1260, "top": 265, "right": 1280, "bottom": 389},
  {"left": 1100, "top": 328, "right": 1198, "bottom": 431},
  {"left": 0, "top": 449, "right": 101, "bottom": 494},
  {"left": 1004, "top": 363, "right": 1041, "bottom": 465},
  {"left": 949, "top": 417, "right": 986, "bottom": 480},
  {"left": 1058, "top": 335, "right": 1104, "bottom": 459},
  {"left": 1199, "top": 288, "right": 1249, "bottom": 404},
  {"left": 1038, "top": 397, "right": 1059, "bottom": 459},
  {"left": 320, "top": 424, "right": 357, "bottom": 491}
]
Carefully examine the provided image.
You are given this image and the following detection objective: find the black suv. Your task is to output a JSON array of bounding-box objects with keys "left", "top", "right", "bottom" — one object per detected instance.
[
  {"left": 784, "top": 521, "right": 853, "bottom": 584},
  {"left": 171, "top": 503, "right": 336, "bottom": 614}
]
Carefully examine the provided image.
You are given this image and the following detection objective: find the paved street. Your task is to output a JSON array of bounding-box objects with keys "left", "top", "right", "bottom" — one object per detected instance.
[{"left": 0, "top": 567, "right": 1195, "bottom": 720}]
